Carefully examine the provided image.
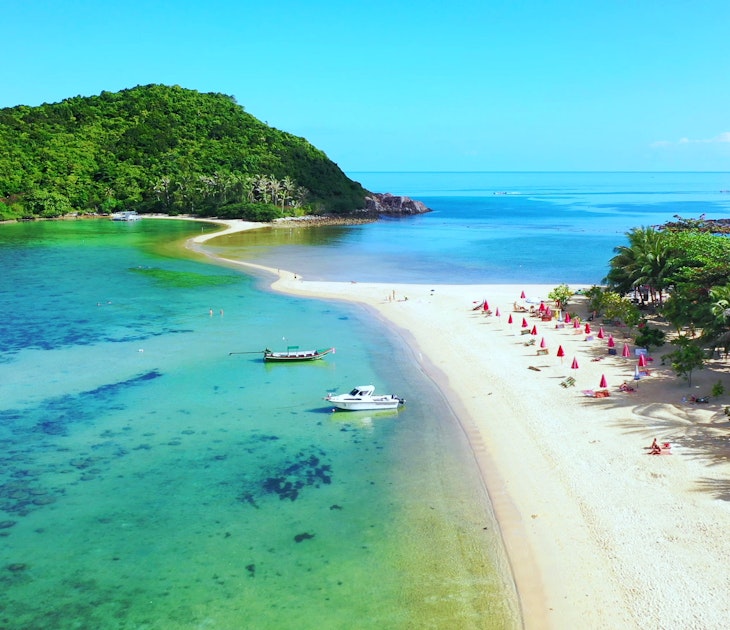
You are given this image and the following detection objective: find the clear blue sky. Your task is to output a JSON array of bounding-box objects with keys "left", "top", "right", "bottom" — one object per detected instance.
[{"left": 3, "top": 0, "right": 729, "bottom": 172}]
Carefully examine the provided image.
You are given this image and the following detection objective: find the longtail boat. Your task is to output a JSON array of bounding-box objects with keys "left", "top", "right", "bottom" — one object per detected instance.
[{"left": 263, "top": 346, "right": 335, "bottom": 362}]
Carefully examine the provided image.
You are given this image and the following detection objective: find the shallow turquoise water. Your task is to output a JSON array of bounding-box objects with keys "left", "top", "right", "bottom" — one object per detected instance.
[{"left": 0, "top": 219, "right": 517, "bottom": 629}]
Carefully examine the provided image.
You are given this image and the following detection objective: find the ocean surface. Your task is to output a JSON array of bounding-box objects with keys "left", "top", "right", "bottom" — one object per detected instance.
[
  {"left": 2, "top": 172, "right": 729, "bottom": 629},
  {"left": 207, "top": 171, "right": 730, "bottom": 284}
]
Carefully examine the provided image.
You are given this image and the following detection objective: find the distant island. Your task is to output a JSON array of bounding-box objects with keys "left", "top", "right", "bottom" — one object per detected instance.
[{"left": 0, "top": 84, "right": 430, "bottom": 222}]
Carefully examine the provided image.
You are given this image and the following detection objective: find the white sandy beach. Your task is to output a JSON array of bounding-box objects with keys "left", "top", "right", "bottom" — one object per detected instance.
[{"left": 190, "top": 220, "right": 730, "bottom": 629}]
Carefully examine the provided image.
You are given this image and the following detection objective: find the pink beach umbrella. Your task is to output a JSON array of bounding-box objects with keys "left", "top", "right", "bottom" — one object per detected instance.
[
  {"left": 607, "top": 335, "right": 615, "bottom": 348},
  {"left": 540, "top": 337, "right": 547, "bottom": 348},
  {"left": 622, "top": 343, "right": 631, "bottom": 358},
  {"left": 483, "top": 300, "right": 490, "bottom": 312},
  {"left": 599, "top": 374, "right": 608, "bottom": 389},
  {"left": 507, "top": 313, "right": 513, "bottom": 325},
  {"left": 597, "top": 327, "right": 605, "bottom": 339},
  {"left": 530, "top": 325, "right": 538, "bottom": 335},
  {"left": 565, "top": 313, "right": 571, "bottom": 324},
  {"left": 638, "top": 353, "right": 648, "bottom": 368},
  {"left": 573, "top": 319, "right": 580, "bottom": 329},
  {"left": 522, "top": 317, "right": 528, "bottom": 328},
  {"left": 495, "top": 307, "right": 501, "bottom": 317},
  {"left": 557, "top": 345, "right": 565, "bottom": 358},
  {"left": 538, "top": 302, "right": 546, "bottom": 313},
  {"left": 584, "top": 323, "right": 591, "bottom": 334},
  {"left": 520, "top": 290, "right": 526, "bottom": 299},
  {"left": 571, "top": 357, "right": 579, "bottom": 370}
]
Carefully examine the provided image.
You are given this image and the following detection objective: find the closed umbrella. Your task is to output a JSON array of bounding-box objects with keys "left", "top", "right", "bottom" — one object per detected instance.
[
  {"left": 638, "top": 353, "right": 648, "bottom": 368},
  {"left": 585, "top": 323, "right": 591, "bottom": 334},
  {"left": 571, "top": 357, "right": 579, "bottom": 369},
  {"left": 557, "top": 345, "right": 565, "bottom": 357},
  {"left": 531, "top": 325, "right": 538, "bottom": 335},
  {"left": 607, "top": 335, "right": 615, "bottom": 348},
  {"left": 539, "top": 302, "right": 546, "bottom": 313},
  {"left": 622, "top": 343, "right": 631, "bottom": 358},
  {"left": 597, "top": 327, "right": 605, "bottom": 339},
  {"left": 540, "top": 337, "right": 547, "bottom": 348},
  {"left": 573, "top": 319, "right": 581, "bottom": 329},
  {"left": 495, "top": 307, "right": 501, "bottom": 318},
  {"left": 599, "top": 374, "right": 608, "bottom": 389},
  {"left": 507, "top": 313, "right": 513, "bottom": 325},
  {"left": 565, "top": 313, "right": 572, "bottom": 324},
  {"left": 522, "top": 317, "right": 528, "bottom": 328},
  {"left": 483, "top": 300, "right": 489, "bottom": 312},
  {"left": 520, "top": 290, "right": 526, "bottom": 299}
]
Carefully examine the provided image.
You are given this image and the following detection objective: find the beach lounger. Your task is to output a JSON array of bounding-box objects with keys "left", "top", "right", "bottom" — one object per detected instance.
[
  {"left": 520, "top": 329, "right": 531, "bottom": 335},
  {"left": 536, "top": 348, "right": 549, "bottom": 355},
  {"left": 555, "top": 323, "right": 565, "bottom": 329},
  {"left": 560, "top": 377, "right": 576, "bottom": 388}
]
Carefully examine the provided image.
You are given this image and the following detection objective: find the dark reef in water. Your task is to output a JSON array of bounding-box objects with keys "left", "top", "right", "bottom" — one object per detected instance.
[
  {"left": 294, "top": 532, "right": 315, "bottom": 543},
  {"left": 237, "top": 447, "right": 332, "bottom": 506}
]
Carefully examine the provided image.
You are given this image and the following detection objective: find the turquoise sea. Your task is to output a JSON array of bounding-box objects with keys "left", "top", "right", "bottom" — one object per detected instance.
[{"left": 2, "top": 172, "right": 730, "bottom": 629}]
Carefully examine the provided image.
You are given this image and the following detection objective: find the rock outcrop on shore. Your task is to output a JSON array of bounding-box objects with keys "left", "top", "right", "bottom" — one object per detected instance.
[{"left": 364, "top": 192, "right": 432, "bottom": 216}]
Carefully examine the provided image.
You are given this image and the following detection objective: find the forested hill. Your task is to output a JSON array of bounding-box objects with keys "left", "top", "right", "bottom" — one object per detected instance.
[{"left": 0, "top": 84, "right": 369, "bottom": 221}]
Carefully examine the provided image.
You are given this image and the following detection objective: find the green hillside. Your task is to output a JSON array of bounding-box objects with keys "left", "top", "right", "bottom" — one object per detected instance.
[{"left": 0, "top": 84, "right": 369, "bottom": 221}]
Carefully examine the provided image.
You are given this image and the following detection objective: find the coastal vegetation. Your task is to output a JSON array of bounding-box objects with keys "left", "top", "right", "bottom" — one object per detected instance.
[
  {"left": 0, "top": 84, "right": 369, "bottom": 221},
  {"left": 584, "top": 217, "right": 730, "bottom": 382}
]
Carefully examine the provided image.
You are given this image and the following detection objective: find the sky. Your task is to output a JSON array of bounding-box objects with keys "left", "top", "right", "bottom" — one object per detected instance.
[{"left": 2, "top": 0, "right": 729, "bottom": 172}]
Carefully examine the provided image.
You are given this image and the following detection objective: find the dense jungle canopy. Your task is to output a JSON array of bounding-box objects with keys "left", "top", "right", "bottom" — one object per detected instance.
[{"left": 0, "top": 84, "right": 369, "bottom": 221}]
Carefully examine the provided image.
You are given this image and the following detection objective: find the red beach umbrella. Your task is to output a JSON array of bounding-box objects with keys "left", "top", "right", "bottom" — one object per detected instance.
[
  {"left": 622, "top": 343, "right": 631, "bottom": 358},
  {"left": 584, "top": 323, "right": 591, "bottom": 334},
  {"left": 565, "top": 313, "right": 571, "bottom": 324},
  {"left": 571, "top": 357, "right": 579, "bottom": 369},
  {"left": 638, "top": 353, "right": 648, "bottom": 368},
  {"left": 520, "top": 290, "right": 526, "bottom": 299},
  {"left": 540, "top": 337, "right": 547, "bottom": 348},
  {"left": 599, "top": 374, "right": 608, "bottom": 389},
  {"left": 597, "top": 327, "right": 605, "bottom": 339},
  {"left": 530, "top": 325, "right": 538, "bottom": 335},
  {"left": 557, "top": 345, "right": 565, "bottom": 358},
  {"left": 538, "top": 302, "right": 546, "bottom": 313},
  {"left": 522, "top": 317, "right": 528, "bottom": 328},
  {"left": 483, "top": 300, "right": 490, "bottom": 312},
  {"left": 507, "top": 313, "right": 513, "bottom": 325},
  {"left": 607, "top": 335, "right": 615, "bottom": 348},
  {"left": 495, "top": 307, "right": 501, "bottom": 317}
]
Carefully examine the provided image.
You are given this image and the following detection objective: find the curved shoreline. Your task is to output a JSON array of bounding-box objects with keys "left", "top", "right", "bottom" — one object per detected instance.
[{"left": 185, "top": 217, "right": 730, "bottom": 629}]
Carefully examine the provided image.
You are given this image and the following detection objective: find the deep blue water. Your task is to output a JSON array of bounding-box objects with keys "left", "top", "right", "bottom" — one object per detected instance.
[{"left": 209, "top": 171, "right": 730, "bottom": 284}]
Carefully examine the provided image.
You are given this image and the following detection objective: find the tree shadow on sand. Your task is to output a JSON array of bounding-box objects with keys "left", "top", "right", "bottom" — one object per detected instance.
[{"left": 581, "top": 395, "right": 730, "bottom": 501}]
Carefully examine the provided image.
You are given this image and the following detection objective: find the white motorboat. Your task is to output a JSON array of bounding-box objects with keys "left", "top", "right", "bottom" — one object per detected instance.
[
  {"left": 111, "top": 211, "right": 141, "bottom": 221},
  {"left": 325, "top": 385, "right": 405, "bottom": 411}
]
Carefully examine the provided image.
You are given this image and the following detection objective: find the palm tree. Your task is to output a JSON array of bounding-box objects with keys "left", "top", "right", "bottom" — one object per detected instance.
[{"left": 606, "top": 227, "right": 677, "bottom": 305}]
